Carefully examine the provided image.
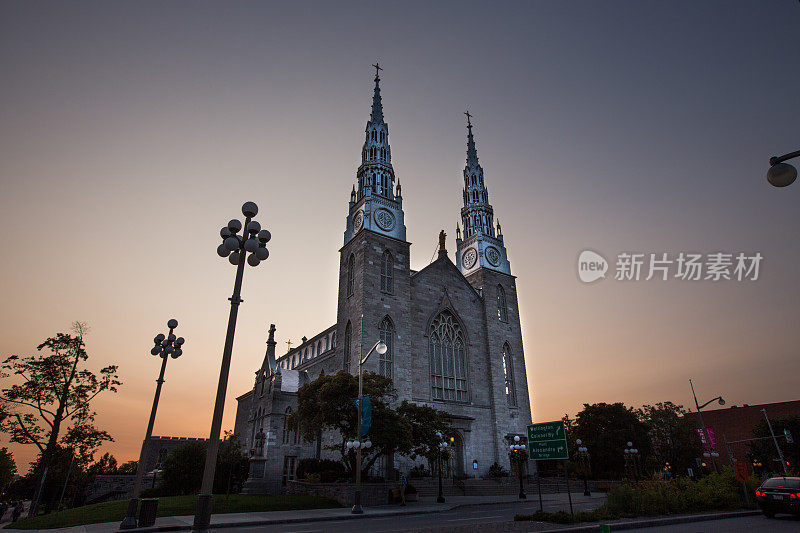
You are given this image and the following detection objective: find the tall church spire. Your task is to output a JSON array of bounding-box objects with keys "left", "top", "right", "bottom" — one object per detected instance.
[
  {"left": 343, "top": 65, "right": 406, "bottom": 245},
  {"left": 455, "top": 113, "right": 512, "bottom": 276},
  {"left": 370, "top": 63, "right": 384, "bottom": 123}
]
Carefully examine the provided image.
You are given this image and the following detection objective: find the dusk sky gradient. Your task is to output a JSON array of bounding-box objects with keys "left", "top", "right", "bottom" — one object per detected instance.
[{"left": 2, "top": 1, "right": 799, "bottom": 470}]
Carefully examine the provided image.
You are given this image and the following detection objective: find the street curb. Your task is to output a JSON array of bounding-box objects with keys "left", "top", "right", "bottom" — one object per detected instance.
[
  {"left": 536, "top": 509, "right": 761, "bottom": 532},
  {"left": 118, "top": 498, "right": 542, "bottom": 533}
]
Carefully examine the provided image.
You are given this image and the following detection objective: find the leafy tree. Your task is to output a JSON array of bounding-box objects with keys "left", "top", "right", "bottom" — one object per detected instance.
[
  {"left": 117, "top": 460, "right": 138, "bottom": 475},
  {"left": 0, "top": 322, "right": 121, "bottom": 515},
  {"left": 213, "top": 435, "right": 250, "bottom": 494},
  {"left": 0, "top": 446, "right": 16, "bottom": 491},
  {"left": 160, "top": 441, "right": 206, "bottom": 495},
  {"left": 750, "top": 415, "right": 800, "bottom": 475},
  {"left": 638, "top": 402, "right": 703, "bottom": 476},
  {"left": 86, "top": 452, "right": 118, "bottom": 477},
  {"left": 395, "top": 400, "right": 451, "bottom": 471},
  {"left": 572, "top": 402, "right": 651, "bottom": 479},
  {"left": 293, "top": 370, "right": 400, "bottom": 477}
]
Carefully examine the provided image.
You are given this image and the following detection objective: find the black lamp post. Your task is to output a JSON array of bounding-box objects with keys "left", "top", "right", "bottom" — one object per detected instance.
[
  {"left": 193, "top": 202, "right": 270, "bottom": 531},
  {"left": 509, "top": 435, "right": 527, "bottom": 500},
  {"left": 624, "top": 442, "right": 639, "bottom": 482},
  {"left": 576, "top": 439, "right": 591, "bottom": 496},
  {"left": 435, "top": 432, "right": 448, "bottom": 503},
  {"left": 120, "top": 319, "right": 185, "bottom": 529}
]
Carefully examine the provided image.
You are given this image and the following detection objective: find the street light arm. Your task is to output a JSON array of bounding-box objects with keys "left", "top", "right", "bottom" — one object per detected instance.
[
  {"left": 770, "top": 149, "right": 800, "bottom": 166},
  {"left": 359, "top": 340, "right": 387, "bottom": 366},
  {"left": 698, "top": 396, "right": 724, "bottom": 409}
]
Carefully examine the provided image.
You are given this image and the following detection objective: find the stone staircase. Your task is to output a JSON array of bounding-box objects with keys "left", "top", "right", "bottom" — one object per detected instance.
[{"left": 410, "top": 477, "right": 595, "bottom": 498}]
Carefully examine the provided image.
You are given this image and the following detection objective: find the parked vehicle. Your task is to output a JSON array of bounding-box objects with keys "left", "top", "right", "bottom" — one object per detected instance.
[{"left": 754, "top": 476, "right": 800, "bottom": 518}]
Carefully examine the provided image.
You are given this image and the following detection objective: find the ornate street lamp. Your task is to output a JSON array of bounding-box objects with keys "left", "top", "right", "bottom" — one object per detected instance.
[
  {"left": 120, "top": 319, "right": 185, "bottom": 529},
  {"left": 624, "top": 442, "right": 639, "bottom": 482},
  {"left": 193, "top": 202, "right": 270, "bottom": 531},
  {"left": 350, "top": 339, "right": 387, "bottom": 514},
  {"left": 508, "top": 435, "right": 527, "bottom": 499},
  {"left": 576, "top": 439, "right": 591, "bottom": 496},
  {"left": 435, "top": 432, "right": 449, "bottom": 503},
  {"left": 766, "top": 149, "right": 800, "bottom": 187}
]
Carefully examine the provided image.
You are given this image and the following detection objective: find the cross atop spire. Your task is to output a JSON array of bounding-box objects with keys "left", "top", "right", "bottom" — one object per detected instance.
[
  {"left": 370, "top": 64, "right": 385, "bottom": 123},
  {"left": 465, "top": 112, "right": 478, "bottom": 167}
]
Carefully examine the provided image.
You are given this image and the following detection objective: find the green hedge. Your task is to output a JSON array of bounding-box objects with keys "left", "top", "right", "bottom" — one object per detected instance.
[{"left": 517, "top": 470, "right": 756, "bottom": 524}]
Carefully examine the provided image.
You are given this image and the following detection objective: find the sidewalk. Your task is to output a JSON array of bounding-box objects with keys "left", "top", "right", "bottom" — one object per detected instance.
[{"left": 4, "top": 493, "right": 607, "bottom": 533}]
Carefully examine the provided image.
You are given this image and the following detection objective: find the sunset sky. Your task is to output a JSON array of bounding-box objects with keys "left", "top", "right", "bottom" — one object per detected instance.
[{"left": 2, "top": 1, "right": 800, "bottom": 470}]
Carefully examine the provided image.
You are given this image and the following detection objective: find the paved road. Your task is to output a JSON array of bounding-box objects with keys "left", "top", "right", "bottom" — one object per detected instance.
[
  {"left": 217, "top": 496, "right": 603, "bottom": 532},
  {"left": 629, "top": 513, "right": 800, "bottom": 532}
]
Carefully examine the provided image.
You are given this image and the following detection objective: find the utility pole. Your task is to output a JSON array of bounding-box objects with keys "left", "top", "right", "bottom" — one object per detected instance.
[{"left": 761, "top": 409, "right": 789, "bottom": 475}]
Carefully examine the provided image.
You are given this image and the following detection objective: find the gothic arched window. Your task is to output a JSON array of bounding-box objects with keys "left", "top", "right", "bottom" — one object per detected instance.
[
  {"left": 379, "top": 317, "right": 394, "bottom": 379},
  {"left": 429, "top": 311, "right": 468, "bottom": 402},
  {"left": 343, "top": 321, "right": 352, "bottom": 372},
  {"left": 497, "top": 285, "right": 508, "bottom": 322},
  {"left": 347, "top": 254, "right": 354, "bottom": 296},
  {"left": 503, "top": 343, "right": 517, "bottom": 407},
  {"left": 380, "top": 251, "right": 393, "bottom": 293}
]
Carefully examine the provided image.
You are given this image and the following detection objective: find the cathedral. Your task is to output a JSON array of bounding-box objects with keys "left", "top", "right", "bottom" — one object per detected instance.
[{"left": 233, "top": 68, "right": 532, "bottom": 493}]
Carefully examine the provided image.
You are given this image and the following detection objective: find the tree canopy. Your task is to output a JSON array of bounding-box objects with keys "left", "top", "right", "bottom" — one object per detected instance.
[
  {"left": 0, "top": 323, "right": 121, "bottom": 466},
  {"left": 570, "top": 402, "right": 651, "bottom": 479},
  {"left": 293, "top": 371, "right": 451, "bottom": 477},
  {"left": 638, "top": 402, "right": 703, "bottom": 476}
]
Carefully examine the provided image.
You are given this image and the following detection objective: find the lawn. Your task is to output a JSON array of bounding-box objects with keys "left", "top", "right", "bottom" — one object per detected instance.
[{"left": 5, "top": 494, "right": 341, "bottom": 530}]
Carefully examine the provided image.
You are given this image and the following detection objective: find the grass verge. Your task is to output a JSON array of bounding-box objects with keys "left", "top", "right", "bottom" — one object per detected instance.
[{"left": 5, "top": 494, "right": 341, "bottom": 530}]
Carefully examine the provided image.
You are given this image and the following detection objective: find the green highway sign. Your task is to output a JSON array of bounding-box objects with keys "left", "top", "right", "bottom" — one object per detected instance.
[{"left": 527, "top": 421, "right": 569, "bottom": 460}]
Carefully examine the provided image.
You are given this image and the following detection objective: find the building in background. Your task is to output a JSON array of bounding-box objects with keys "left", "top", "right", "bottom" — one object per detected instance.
[
  {"left": 233, "top": 69, "right": 532, "bottom": 493},
  {"left": 684, "top": 400, "right": 800, "bottom": 475}
]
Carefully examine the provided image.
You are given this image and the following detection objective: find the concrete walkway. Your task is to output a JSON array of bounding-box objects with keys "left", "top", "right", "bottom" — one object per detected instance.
[{"left": 4, "top": 493, "right": 607, "bottom": 533}]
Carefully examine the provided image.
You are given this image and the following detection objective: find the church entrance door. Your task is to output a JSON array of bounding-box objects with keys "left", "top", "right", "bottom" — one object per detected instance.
[{"left": 446, "top": 432, "right": 465, "bottom": 477}]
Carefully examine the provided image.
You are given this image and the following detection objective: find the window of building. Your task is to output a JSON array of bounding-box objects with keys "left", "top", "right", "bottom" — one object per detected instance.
[
  {"left": 343, "top": 321, "right": 352, "bottom": 372},
  {"left": 497, "top": 285, "right": 508, "bottom": 322},
  {"left": 283, "top": 407, "right": 293, "bottom": 444},
  {"left": 429, "top": 311, "right": 468, "bottom": 402},
  {"left": 347, "top": 254, "right": 354, "bottom": 296},
  {"left": 380, "top": 251, "right": 393, "bottom": 293},
  {"left": 379, "top": 317, "right": 394, "bottom": 379},
  {"left": 503, "top": 343, "right": 517, "bottom": 407}
]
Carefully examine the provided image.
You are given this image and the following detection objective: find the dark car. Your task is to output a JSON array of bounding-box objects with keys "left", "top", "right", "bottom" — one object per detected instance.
[{"left": 754, "top": 476, "right": 800, "bottom": 518}]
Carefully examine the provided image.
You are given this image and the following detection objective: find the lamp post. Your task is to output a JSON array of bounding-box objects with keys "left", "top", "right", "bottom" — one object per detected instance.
[
  {"left": 193, "top": 202, "right": 270, "bottom": 531},
  {"left": 350, "top": 339, "right": 387, "bottom": 515},
  {"left": 689, "top": 379, "right": 724, "bottom": 473},
  {"left": 576, "top": 439, "right": 591, "bottom": 496},
  {"left": 766, "top": 149, "right": 800, "bottom": 187},
  {"left": 509, "top": 435, "right": 527, "bottom": 499},
  {"left": 120, "top": 319, "right": 185, "bottom": 529},
  {"left": 623, "top": 442, "right": 639, "bottom": 482},
  {"left": 435, "top": 432, "right": 448, "bottom": 503}
]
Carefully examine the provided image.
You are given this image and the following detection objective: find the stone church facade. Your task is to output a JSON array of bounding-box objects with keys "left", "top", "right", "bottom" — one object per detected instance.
[{"left": 233, "top": 70, "right": 532, "bottom": 494}]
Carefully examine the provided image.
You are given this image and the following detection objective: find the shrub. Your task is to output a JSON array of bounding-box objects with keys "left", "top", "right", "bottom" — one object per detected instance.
[
  {"left": 485, "top": 462, "right": 509, "bottom": 478},
  {"left": 517, "top": 470, "right": 752, "bottom": 523},
  {"left": 296, "top": 458, "right": 345, "bottom": 483}
]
